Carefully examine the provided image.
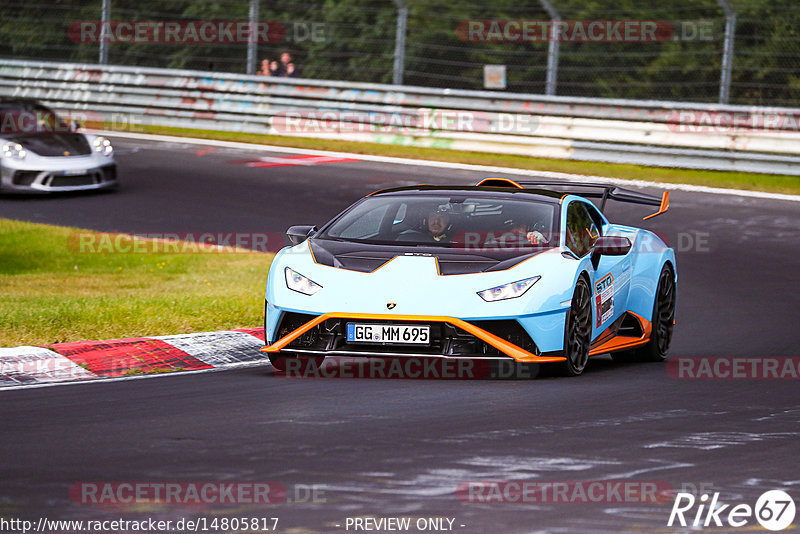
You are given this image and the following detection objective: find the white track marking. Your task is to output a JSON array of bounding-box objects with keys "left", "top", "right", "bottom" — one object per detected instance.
[
  {"left": 645, "top": 431, "right": 800, "bottom": 450},
  {"left": 96, "top": 130, "right": 800, "bottom": 203},
  {"left": 0, "top": 346, "right": 96, "bottom": 384},
  {"left": 153, "top": 330, "right": 266, "bottom": 366}
]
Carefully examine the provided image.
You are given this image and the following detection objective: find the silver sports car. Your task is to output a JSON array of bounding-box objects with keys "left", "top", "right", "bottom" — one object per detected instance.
[{"left": 0, "top": 99, "right": 117, "bottom": 193}]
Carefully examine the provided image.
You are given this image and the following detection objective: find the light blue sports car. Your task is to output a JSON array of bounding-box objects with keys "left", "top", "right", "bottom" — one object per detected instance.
[{"left": 261, "top": 178, "right": 676, "bottom": 376}]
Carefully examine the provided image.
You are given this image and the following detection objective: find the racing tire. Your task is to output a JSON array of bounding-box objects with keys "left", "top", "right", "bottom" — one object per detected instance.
[
  {"left": 269, "top": 353, "right": 326, "bottom": 374},
  {"left": 558, "top": 275, "right": 593, "bottom": 376},
  {"left": 612, "top": 263, "right": 676, "bottom": 363}
]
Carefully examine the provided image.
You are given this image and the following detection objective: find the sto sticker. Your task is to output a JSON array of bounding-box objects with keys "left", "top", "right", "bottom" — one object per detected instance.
[{"left": 595, "top": 274, "right": 614, "bottom": 327}]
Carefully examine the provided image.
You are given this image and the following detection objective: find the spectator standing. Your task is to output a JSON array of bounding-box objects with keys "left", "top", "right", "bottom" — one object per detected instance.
[
  {"left": 259, "top": 58, "right": 284, "bottom": 77},
  {"left": 280, "top": 52, "right": 301, "bottom": 78}
]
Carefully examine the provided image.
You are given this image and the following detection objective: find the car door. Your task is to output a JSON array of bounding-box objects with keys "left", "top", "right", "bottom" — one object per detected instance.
[
  {"left": 565, "top": 200, "right": 628, "bottom": 333},
  {"left": 586, "top": 202, "right": 632, "bottom": 326}
]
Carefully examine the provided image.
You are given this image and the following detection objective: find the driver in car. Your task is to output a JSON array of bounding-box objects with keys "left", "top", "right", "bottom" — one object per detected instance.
[{"left": 426, "top": 208, "right": 451, "bottom": 242}]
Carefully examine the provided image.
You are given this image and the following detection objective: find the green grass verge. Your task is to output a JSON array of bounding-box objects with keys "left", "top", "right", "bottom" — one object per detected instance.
[
  {"left": 0, "top": 218, "right": 271, "bottom": 347},
  {"left": 113, "top": 124, "right": 800, "bottom": 195}
]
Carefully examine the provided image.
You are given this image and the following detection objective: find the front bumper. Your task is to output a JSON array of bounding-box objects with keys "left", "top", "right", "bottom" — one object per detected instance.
[
  {"left": 0, "top": 161, "right": 117, "bottom": 193},
  {"left": 261, "top": 311, "right": 566, "bottom": 363}
]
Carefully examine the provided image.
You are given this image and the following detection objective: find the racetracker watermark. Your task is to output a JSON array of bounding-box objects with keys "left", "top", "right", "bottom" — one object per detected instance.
[
  {"left": 667, "top": 110, "right": 800, "bottom": 134},
  {"left": 457, "top": 20, "right": 676, "bottom": 42},
  {"left": 457, "top": 481, "right": 674, "bottom": 504},
  {"left": 69, "top": 21, "right": 285, "bottom": 44},
  {"left": 71, "top": 482, "right": 285, "bottom": 505},
  {"left": 277, "top": 357, "right": 542, "bottom": 380},
  {"left": 69, "top": 482, "right": 326, "bottom": 505},
  {"left": 0, "top": 355, "right": 93, "bottom": 381},
  {"left": 271, "top": 110, "right": 539, "bottom": 135},
  {"left": 0, "top": 109, "right": 87, "bottom": 135},
  {"left": 67, "top": 232, "right": 286, "bottom": 254},
  {"left": 0, "top": 109, "right": 179, "bottom": 135},
  {"left": 450, "top": 231, "right": 710, "bottom": 254},
  {"left": 667, "top": 357, "right": 800, "bottom": 379}
]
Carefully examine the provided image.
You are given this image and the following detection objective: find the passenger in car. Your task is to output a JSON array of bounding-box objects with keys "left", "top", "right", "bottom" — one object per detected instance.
[{"left": 510, "top": 221, "right": 549, "bottom": 245}]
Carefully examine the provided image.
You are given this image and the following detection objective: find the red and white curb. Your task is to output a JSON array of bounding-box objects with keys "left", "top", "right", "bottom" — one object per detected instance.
[{"left": 0, "top": 328, "right": 269, "bottom": 390}]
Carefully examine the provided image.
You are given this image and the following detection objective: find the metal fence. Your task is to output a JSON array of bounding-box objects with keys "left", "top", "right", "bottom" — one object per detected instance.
[
  {"left": 2, "top": 0, "right": 800, "bottom": 107},
  {"left": 3, "top": 59, "right": 800, "bottom": 176}
]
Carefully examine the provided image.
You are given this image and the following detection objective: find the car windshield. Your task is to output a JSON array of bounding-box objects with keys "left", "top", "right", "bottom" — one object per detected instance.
[
  {"left": 318, "top": 193, "right": 558, "bottom": 252},
  {"left": 0, "top": 102, "right": 71, "bottom": 136}
]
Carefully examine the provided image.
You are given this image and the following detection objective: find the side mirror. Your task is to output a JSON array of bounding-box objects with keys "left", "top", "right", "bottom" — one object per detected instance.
[
  {"left": 591, "top": 236, "right": 631, "bottom": 269},
  {"left": 286, "top": 225, "right": 317, "bottom": 246},
  {"left": 594, "top": 236, "right": 632, "bottom": 255}
]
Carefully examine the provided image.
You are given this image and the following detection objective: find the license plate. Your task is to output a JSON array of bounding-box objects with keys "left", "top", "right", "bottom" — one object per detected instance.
[
  {"left": 346, "top": 323, "right": 430, "bottom": 345},
  {"left": 62, "top": 169, "right": 88, "bottom": 176}
]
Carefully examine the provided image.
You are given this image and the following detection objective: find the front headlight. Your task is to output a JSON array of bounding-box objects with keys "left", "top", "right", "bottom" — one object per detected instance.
[
  {"left": 477, "top": 276, "right": 540, "bottom": 302},
  {"left": 92, "top": 136, "right": 113, "bottom": 156},
  {"left": 285, "top": 267, "right": 322, "bottom": 296},
  {"left": 2, "top": 142, "right": 27, "bottom": 160}
]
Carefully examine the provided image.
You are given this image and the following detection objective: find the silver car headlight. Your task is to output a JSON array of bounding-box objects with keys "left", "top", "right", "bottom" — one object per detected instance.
[
  {"left": 92, "top": 136, "right": 113, "bottom": 156},
  {"left": 2, "top": 142, "right": 27, "bottom": 160},
  {"left": 285, "top": 267, "right": 322, "bottom": 296},
  {"left": 477, "top": 276, "right": 540, "bottom": 302}
]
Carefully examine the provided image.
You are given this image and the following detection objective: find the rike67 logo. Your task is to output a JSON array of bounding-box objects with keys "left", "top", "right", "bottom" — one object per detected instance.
[{"left": 668, "top": 490, "right": 795, "bottom": 531}]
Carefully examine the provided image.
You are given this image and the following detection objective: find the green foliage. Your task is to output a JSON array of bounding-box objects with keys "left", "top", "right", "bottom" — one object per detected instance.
[{"left": 2, "top": 0, "right": 800, "bottom": 105}]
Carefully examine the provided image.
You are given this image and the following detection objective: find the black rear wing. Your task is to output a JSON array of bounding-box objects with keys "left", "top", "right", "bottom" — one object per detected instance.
[{"left": 476, "top": 177, "right": 670, "bottom": 220}]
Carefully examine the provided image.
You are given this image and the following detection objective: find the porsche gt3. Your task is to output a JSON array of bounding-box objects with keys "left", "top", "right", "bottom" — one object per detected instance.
[{"left": 0, "top": 98, "right": 117, "bottom": 193}]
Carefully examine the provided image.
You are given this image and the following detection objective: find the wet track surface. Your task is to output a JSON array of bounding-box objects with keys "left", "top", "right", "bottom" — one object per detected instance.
[{"left": 1, "top": 136, "right": 799, "bottom": 533}]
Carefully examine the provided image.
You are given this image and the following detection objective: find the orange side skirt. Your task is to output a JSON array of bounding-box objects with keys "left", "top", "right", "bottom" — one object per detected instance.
[{"left": 588, "top": 311, "right": 652, "bottom": 356}]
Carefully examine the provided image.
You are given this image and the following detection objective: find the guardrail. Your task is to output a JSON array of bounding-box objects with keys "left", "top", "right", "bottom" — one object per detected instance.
[{"left": 2, "top": 58, "right": 800, "bottom": 176}]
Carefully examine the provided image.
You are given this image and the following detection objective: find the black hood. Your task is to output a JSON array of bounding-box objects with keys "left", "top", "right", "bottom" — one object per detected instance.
[
  {"left": 4, "top": 133, "right": 92, "bottom": 156},
  {"left": 310, "top": 238, "right": 551, "bottom": 275}
]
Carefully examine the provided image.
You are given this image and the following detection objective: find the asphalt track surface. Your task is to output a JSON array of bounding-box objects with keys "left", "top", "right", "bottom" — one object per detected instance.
[{"left": 1, "top": 137, "right": 799, "bottom": 533}]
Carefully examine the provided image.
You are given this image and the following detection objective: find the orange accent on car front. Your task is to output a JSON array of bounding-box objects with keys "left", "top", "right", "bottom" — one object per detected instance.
[{"left": 261, "top": 312, "right": 567, "bottom": 363}]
